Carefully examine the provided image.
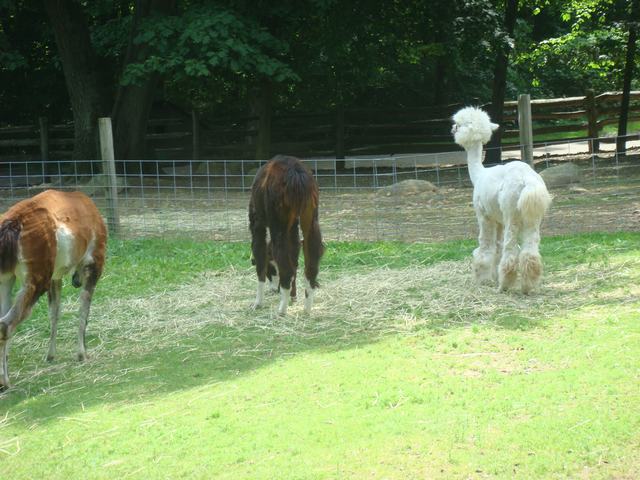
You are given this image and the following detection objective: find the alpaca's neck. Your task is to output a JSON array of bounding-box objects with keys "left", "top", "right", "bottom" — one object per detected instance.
[{"left": 465, "top": 143, "right": 485, "bottom": 185}]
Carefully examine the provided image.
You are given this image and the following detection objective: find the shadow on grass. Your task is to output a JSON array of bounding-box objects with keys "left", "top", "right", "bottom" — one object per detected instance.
[{"left": 1, "top": 232, "right": 639, "bottom": 426}]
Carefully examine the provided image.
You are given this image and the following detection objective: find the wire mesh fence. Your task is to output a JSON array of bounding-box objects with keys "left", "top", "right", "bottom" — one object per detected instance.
[{"left": 0, "top": 136, "right": 639, "bottom": 243}]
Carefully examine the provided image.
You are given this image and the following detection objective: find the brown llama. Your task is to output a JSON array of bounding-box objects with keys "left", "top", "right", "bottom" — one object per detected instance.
[
  {"left": 249, "top": 155, "right": 324, "bottom": 315},
  {"left": 251, "top": 240, "right": 297, "bottom": 298},
  {"left": 0, "top": 190, "right": 107, "bottom": 390}
]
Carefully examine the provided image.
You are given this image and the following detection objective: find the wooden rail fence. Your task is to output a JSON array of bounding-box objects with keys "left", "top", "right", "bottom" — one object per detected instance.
[{"left": 1, "top": 90, "right": 638, "bottom": 164}]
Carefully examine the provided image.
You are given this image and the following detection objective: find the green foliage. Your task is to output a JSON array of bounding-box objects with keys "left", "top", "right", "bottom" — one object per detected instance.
[
  {"left": 0, "top": 0, "right": 637, "bottom": 125},
  {"left": 513, "top": 0, "right": 636, "bottom": 95},
  {"left": 120, "top": 5, "right": 298, "bottom": 86}
]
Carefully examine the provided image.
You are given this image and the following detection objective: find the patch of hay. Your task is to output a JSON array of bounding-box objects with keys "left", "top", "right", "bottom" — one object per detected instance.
[{"left": 7, "top": 253, "right": 639, "bottom": 395}]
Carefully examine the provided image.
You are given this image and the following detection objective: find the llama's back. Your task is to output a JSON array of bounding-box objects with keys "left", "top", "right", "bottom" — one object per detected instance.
[
  {"left": 480, "top": 162, "right": 550, "bottom": 224},
  {"left": 253, "top": 155, "right": 318, "bottom": 226},
  {"left": 0, "top": 190, "right": 107, "bottom": 281},
  {"left": 502, "top": 162, "right": 551, "bottom": 224}
]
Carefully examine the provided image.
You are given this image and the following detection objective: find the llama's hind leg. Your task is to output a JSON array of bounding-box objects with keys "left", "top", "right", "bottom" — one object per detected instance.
[
  {"left": 493, "top": 223, "right": 504, "bottom": 282},
  {"left": 264, "top": 241, "right": 279, "bottom": 293},
  {"left": 498, "top": 222, "right": 519, "bottom": 292},
  {"left": 250, "top": 222, "right": 268, "bottom": 310},
  {"left": 0, "top": 283, "right": 41, "bottom": 390},
  {"left": 0, "top": 338, "right": 9, "bottom": 392},
  {"left": 0, "top": 276, "right": 14, "bottom": 390},
  {"left": 46, "top": 279, "right": 62, "bottom": 362},
  {"left": 270, "top": 231, "right": 296, "bottom": 316},
  {"left": 76, "top": 264, "right": 99, "bottom": 362},
  {"left": 288, "top": 224, "right": 300, "bottom": 302},
  {"left": 473, "top": 217, "right": 498, "bottom": 285},
  {"left": 519, "top": 225, "right": 543, "bottom": 294},
  {"left": 301, "top": 209, "right": 324, "bottom": 314}
]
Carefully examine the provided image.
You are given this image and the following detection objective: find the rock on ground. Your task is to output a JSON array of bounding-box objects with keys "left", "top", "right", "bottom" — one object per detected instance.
[
  {"left": 376, "top": 179, "right": 439, "bottom": 197},
  {"left": 540, "top": 163, "right": 582, "bottom": 188}
]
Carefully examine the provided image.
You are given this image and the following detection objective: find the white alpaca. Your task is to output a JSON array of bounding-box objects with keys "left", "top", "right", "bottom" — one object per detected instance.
[{"left": 452, "top": 107, "right": 552, "bottom": 294}]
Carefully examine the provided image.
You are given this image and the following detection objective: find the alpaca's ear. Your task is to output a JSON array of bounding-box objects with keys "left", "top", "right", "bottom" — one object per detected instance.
[{"left": 490, "top": 122, "right": 499, "bottom": 131}]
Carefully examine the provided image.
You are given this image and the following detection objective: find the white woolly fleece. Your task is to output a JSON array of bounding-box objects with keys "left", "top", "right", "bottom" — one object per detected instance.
[{"left": 451, "top": 107, "right": 499, "bottom": 148}]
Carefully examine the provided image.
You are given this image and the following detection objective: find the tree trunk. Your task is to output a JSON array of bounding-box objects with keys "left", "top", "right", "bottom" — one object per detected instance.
[
  {"left": 254, "top": 80, "right": 273, "bottom": 161},
  {"left": 111, "top": 0, "right": 176, "bottom": 170},
  {"left": 485, "top": 0, "right": 518, "bottom": 165},
  {"left": 433, "top": 55, "right": 448, "bottom": 106},
  {"left": 43, "top": 0, "right": 110, "bottom": 172},
  {"left": 616, "top": 0, "right": 639, "bottom": 156}
]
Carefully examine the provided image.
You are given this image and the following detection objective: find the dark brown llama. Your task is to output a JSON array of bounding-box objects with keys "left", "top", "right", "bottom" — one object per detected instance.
[{"left": 249, "top": 155, "right": 324, "bottom": 315}]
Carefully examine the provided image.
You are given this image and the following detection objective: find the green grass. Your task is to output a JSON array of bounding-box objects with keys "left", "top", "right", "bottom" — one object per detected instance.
[
  {"left": 501, "top": 120, "right": 640, "bottom": 144},
  {"left": 1, "top": 233, "right": 640, "bottom": 479}
]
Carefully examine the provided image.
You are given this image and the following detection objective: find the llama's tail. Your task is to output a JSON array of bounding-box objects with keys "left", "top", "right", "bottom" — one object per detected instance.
[
  {"left": 517, "top": 182, "right": 552, "bottom": 222},
  {"left": 283, "top": 163, "right": 319, "bottom": 230},
  {"left": 0, "top": 219, "right": 21, "bottom": 273}
]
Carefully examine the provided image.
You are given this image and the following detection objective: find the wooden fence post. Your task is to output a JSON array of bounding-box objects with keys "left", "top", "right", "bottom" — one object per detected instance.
[
  {"left": 98, "top": 117, "right": 121, "bottom": 237},
  {"left": 585, "top": 89, "right": 599, "bottom": 153},
  {"left": 518, "top": 94, "right": 534, "bottom": 166},
  {"left": 38, "top": 116, "right": 50, "bottom": 182},
  {"left": 335, "top": 106, "right": 345, "bottom": 170},
  {"left": 192, "top": 110, "right": 200, "bottom": 161}
]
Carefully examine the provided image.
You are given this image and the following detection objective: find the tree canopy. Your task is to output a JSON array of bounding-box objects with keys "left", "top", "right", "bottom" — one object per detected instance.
[{"left": 0, "top": 0, "right": 637, "bottom": 159}]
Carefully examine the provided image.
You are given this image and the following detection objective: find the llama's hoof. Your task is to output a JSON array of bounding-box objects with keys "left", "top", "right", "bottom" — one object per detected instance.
[
  {"left": 46, "top": 354, "right": 55, "bottom": 363},
  {"left": 0, "top": 383, "right": 8, "bottom": 393},
  {"left": 77, "top": 352, "right": 88, "bottom": 362},
  {"left": 250, "top": 302, "right": 263, "bottom": 311}
]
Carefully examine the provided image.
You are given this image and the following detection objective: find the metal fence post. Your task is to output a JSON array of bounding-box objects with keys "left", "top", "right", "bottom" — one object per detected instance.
[
  {"left": 335, "top": 106, "right": 345, "bottom": 169},
  {"left": 38, "top": 116, "right": 50, "bottom": 182},
  {"left": 98, "top": 117, "right": 121, "bottom": 237},
  {"left": 192, "top": 110, "right": 200, "bottom": 161},
  {"left": 518, "top": 94, "right": 534, "bottom": 166}
]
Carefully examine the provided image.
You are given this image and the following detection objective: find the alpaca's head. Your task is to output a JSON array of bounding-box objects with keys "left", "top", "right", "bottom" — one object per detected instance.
[{"left": 451, "top": 107, "right": 499, "bottom": 149}]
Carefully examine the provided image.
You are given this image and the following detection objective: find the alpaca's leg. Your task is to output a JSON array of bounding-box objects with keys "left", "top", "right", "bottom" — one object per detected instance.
[
  {"left": 265, "top": 241, "right": 279, "bottom": 292},
  {"left": 0, "top": 275, "right": 14, "bottom": 317},
  {"left": 0, "top": 283, "right": 41, "bottom": 390},
  {"left": 269, "top": 228, "right": 296, "bottom": 316},
  {"left": 473, "top": 216, "right": 498, "bottom": 285},
  {"left": 300, "top": 208, "right": 323, "bottom": 314},
  {"left": 0, "top": 276, "right": 15, "bottom": 389},
  {"left": 46, "top": 279, "right": 62, "bottom": 362},
  {"left": 0, "top": 338, "right": 9, "bottom": 392},
  {"left": 250, "top": 218, "right": 268, "bottom": 310},
  {"left": 498, "top": 222, "right": 519, "bottom": 292},
  {"left": 287, "top": 224, "right": 300, "bottom": 301},
  {"left": 77, "top": 266, "right": 98, "bottom": 362},
  {"left": 267, "top": 262, "right": 279, "bottom": 292},
  {"left": 519, "top": 224, "right": 543, "bottom": 294},
  {"left": 494, "top": 223, "right": 504, "bottom": 282}
]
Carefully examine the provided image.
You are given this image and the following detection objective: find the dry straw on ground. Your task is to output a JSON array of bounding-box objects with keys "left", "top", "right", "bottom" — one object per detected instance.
[{"left": 7, "top": 252, "right": 639, "bottom": 397}]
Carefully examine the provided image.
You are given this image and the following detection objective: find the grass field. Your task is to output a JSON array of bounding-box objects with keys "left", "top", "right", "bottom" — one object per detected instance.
[{"left": 1, "top": 233, "right": 639, "bottom": 479}]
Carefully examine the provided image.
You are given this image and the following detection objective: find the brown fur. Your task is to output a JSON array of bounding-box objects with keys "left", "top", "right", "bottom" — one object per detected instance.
[
  {"left": 249, "top": 155, "right": 324, "bottom": 313},
  {"left": 1, "top": 190, "right": 107, "bottom": 295},
  {"left": 0, "top": 220, "right": 20, "bottom": 273},
  {"left": 0, "top": 190, "right": 107, "bottom": 389}
]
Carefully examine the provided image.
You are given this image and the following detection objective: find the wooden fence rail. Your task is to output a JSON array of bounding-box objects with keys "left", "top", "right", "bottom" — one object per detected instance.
[{"left": 1, "top": 90, "right": 639, "bottom": 164}]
